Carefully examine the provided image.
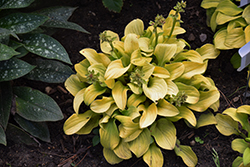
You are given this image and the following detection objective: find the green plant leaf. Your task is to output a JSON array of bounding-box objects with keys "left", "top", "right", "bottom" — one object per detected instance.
[
  {"left": 225, "top": 27, "right": 245, "bottom": 49},
  {"left": 157, "top": 99, "right": 179, "bottom": 117},
  {"left": 216, "top": 12, "right": 241, "bottom": 25},
  {"left": 170, "top": 106, "right": 196, "bottom": 127},
  {"left": 112, "top": 81, "right": 129, "bottom": 110},
  {"left": 20, "top": 33, "right": 72, "bottom": 64},
  {"left": 13, "top": 86, "right": 63, "bottom": 122},
  {"left": 154, "top": 43, "right": 177, "bottom": 66},
  {"left": 104, "top": 59, "right": 131, "bottom": 80},
  {"left": 196, "top": 111, "right": 217, "bottom": 128},
  {"left": 139, "top": 103, "right": 158, "bottom": 128},
  {"left": 0, "top": 27, "right": 19, "bottom": 43},
  {"left": 0, "top": 0, "right": 35, "bottom": 9},
  {"left": 215, "top": 113, "right": 240, "bottom": 136},
  {"left": 114, "top": 139, "right": 132, "bottom": 160},
  {"left": 103, "top": 148, "right": 123, "bottom": 164},
  {"left": 25, "top": 58, "right": 74, "bottom": 83},
  {"left": 124, "top": 18, "right": 144, "bottom": 36},
  {"left": 0, "top": 126, "right": 6, "bottom": 146},
  {"left": 243, "top": 5, "right": 250, "bottom": 24},
  {"left": 230, "top": 52, "right": 241, "bottom": 69},
  {"left": 65, "top": 74, "right": 85, "bottom": 96},
  {"left": 15, "top": 46, "right": 29, "bottom": 58},
  {"left": 102, "top": 0, "right": 123, "bottom": 13},
  {"left": 0, "top": 81, "right": 12, "bottom": 129},
  {"left": 0, "top": 58, "right": 35, "bottom": 81},
  {"left": 243, "top": 147, "right": 250, "bottom": 166},
  {"left": 214, "top": 28, "right": 231, "bottom": 49},
  {"left": 201, "top": 0, "right": 220, "bottom": 9},
  {"left": 14, "top": 114, "right": 50, "bottom": 142},
  {"left": 83, "top": 83, "right": 106, "bottom": 106},
  {"left": 76, "top": 114, "right": 100, "bottom": 135},
  {"left": 176, "top": 82, "right": 200, "bottom": 104},
  {"left": 232, "top": 156, "right": 244, "bottom": 167},
  {"left": 232, "top": 138, "right": 249, "bottom": 154},
  {"left": 196, "top": 43, "right": 220, "bottom": 61},
  {"left": 0, "top": 13, "right": 48, "bottom": 34},
  {"left": 143, "top": 143, "right": 164, "bottom": 167},
  {"left": 92, "top": 135, "right": 100, "bottom": 146},
  {"left": 216, "top": 0, "right": 243, "bottom": 16}
]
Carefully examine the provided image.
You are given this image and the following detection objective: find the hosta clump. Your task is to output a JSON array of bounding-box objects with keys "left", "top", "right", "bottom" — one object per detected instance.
[{"left": 64, "top": 2, "right": 220, "bottom": 167}]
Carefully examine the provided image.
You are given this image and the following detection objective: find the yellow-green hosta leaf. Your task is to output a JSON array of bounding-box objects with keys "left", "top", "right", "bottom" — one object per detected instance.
[
  {"left": 215, "top": 113, "right": 240, "bottom": 136},
  {"left": 232, "top": 138, "right": 249, "bottom": 154},
  {"left": 216, "top": 0, "right": 243, "bottom": 16},
  {"left": 100, "top": 119, "right": 120, "bottom": 150},
  {"left": 128, "top": 83, "right": 142, "bottom": 95},
  {"left": 105, "top": 104, "right": 118, "bottom": 116},
  {"left": 83, "top": 83, "right": 106, "bottom": 105},
  {"left": 243, "top": 147, "right": 250, "bottom": 166},
  {"left": 214, "top": 28, "right": 231, "bottom": 49},
  {"left": 216, "top": 12, "right": 241, "bottom": 25},
  {"left": 232, "top": 156, "right": 246, "bottom": 167},
  {"left": 165, "top": 79, "right": 179, "bottom": 96},
  {"left": 187, "top": 90, "right": 220, "bottom": 112},
  {"left": 100, "top": 30, "right": 119, "bottom": 54},
  {"left": 237, "top": 105, "right": 250, "bottom": 115},
  {"left": 227, "top": 18, "right": 248, "bottom": 32},
  {"left": 245, "top": 25, "right": 250, "bottom": 43},
  {"left": 90, "top": 96, "right": 114, "bottom": 113},
  {"left": 163, "top": 10, "right": 181, "bottom": 28},
  {"left": 143, "top": 77, "right": 168, "bottom": 102},
  {"left": 164, "top": 62, "right": 185, "bottom": 80},
  {"left": 88, "top": 63, "right": 106, "bottom": 82},
  {"left": 124, "top": 18, "right": 144, "bottom": 36},
  {"left": 157, "top": 99, "right": 179, "bottom": 117},
  {"left": 76, "top": 114, "right": 100, "bottom": 135},
  {"left": 104, "top": 59, "right": 131, "bottom": 80},
  {"left": 154, "top": 43, "right": 177, "bottom": 66},
  {"left": 174, "top": 140, "right": 198, "bottom": 167},
  {"left": 189, "top": 74, "right": 213, "bottom": 91},
  {"left": 103, "top": 148, "right": 123, "bottom": 164},
  {"left": 131, "top": 49, "right": 152, "bottom": 66},
  {"left": 129, "top": 128, "right": 151, "bottom": 157},
  {"left": 210, "top": 11, "right": 219, "bottom": 32},
  {"left": 176, "top": 82, "right": 200, "bottom": 104},
  {"left": 196, "top": 111, "right": 217, "bottom": 128},
  {"left": 171, "top": 106, "right": 196, "bottom": 127},
  {"left": 201, "top": 0, "right": 221, "bottom": 9},
  {"left": 112, "top": 81, "right": 129, "bottom": 110},
  {"left": 127, "top": 94, "right": 146, "bottom": 108},
  {"left": 138, "top": 37, "right": 154, "bottom": 54},
  {"left": 124, "top": 33, "right": 139, "bottom": 55},
  {"left": 150, "top": 118, "right": 176, "bottom": 150},
  {"left": 143, "top": 143, "right": 164, "bottom": 167},
  {"left": 79, "top": 48, "right": 110, "bottom": 67},
  {"left": 225, "top": 27, "right": 246, "bottom": 49},
  {"left": 174, "top": 50, "right": 203, "bottom": 63},
  {"left": 73, "top": 88, "right": 86, "bottom": 114},
  {"left": 210, "top": 99, "right": 220, "bottom": 112},
  {"left": 75, "top": 59, "right": 90, "bottom": 80},
  {"left": 139, "top": 103, "right": 158, "bottom": 128},
  {"left": 153, "top": 66, "right": 170, "bottom": 79},
  {"left": 179, "top": 61, "right": 207, "bottom": 80},
  {"left": 122, "top": 106, "right": 141, "bottom": 120},
  {"left": 243, "top": 4, "right": 250, "bottom": 24},
  {"left": 63, "top": 110, "right": 94, "bottom": 135},
  {"left": 114, "top": 139, "right": 132, "bottom": 160},
  {"left": 196, "top": 44, "right": 220, "bottom": 61},
  {"left": 163, "top": 26, "right": 186, "bottom": 37},
  {"left": 141, "top": 62, "right": 155, "bottom": 81},
  {"left": 65, "top": 74, "right": 85, "bottom": 96},
  {"left": 105, "top": 79, "right": 115, "bottom": 89},
  {"left": 99, "top": 114, "right": 110, "bottom": 129}
]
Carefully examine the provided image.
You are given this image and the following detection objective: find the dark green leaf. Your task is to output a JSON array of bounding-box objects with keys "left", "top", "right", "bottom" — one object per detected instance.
[
  {"left": 6, "top": 123, "right": 38, "bottom": 146},
  {"left": 0, "top": 81, "right": 12, "bottom": 129},
  {"left": 0, "top": 125, "right": 6, "bottom": 146},
  {"left": 102, "top": 0, "right": 123, "bottom": 13},
  {"left": 0, "top": 43, "right": 20, "bottom": 61},
  {"left": 8, "top": 40, "right": 23, "bottom": 49},
  {"left": 0, "top": 0, "right": 35, "bottom": 9},
  {"left": 15, "top": 46, "right": 29, "bottom": 58},
  {"left": 230, "top": 52, "right": 241, "bottom": 69},
  {"left": 92, "top": 135, "right": 100, "bottom": 146},
  {"left": 0, "top": 27, "right": 19, "bottom": 42},
  {"left": 0, "top": 58, "right": 35, "bottom": 81},
  {"left": 14, "top": 114, "right": 50, "bottom": 142},
  {"left": 25, "top": 58, "right": 74, "bottom": 83},
  {"left": 20, "top": 33, "right": 72, "bottom": 64},
  {"left": 13, "top": 86, "right": 64, "bottom": 122},
  {"left": 0, "top": 13, "right": 48, "bottom": 34}
]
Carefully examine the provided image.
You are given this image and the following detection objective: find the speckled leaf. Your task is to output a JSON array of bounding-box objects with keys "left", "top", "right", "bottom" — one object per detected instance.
[
  {"left": 0, "top": 13, "right": 48, "bottom": 34},
  {"left": 20, "top": 33, "right": 71, "bottom": 64},
  {"left": 15, "top": 46, "right": 29, "bottom": 58},
  {"left": 0, "top": 28, "right": 19, "bottom": 43},
  {"left": 25, "top": 58, "right": 74, "bottom": 83},
  {"left": 13, "top": 86, "right": 63, "bottom": 122},
  {"left": 0, "top": 0, "right": 35, "bottom": 9},
  {"left": 0, "top": 43, "right": 20, "bottom": 61},
  {"left": 0, "top": 126, "right": 6, "bottom": 146},
  {"left": 0, "top": 58, "right": 35, "bottom": 81},
  {"left": 0, "top": 81, "right": 12, "bottom": 129},
  {"left": 14, "top": 114, "right": 50, "bottom": 142}
]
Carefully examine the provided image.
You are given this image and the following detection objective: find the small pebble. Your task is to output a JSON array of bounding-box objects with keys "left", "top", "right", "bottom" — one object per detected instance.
[
  {"left": 190, "top": 140, "right": 196, "bottom": 146},
  {"left": 188, "top": 33, "right": 195, "bottom": 41},
  {"left": 199, "top": 33, "right": 207, "bottom": 42}
]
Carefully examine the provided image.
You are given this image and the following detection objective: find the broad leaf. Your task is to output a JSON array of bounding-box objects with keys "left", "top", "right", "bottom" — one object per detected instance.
[
  {"left": 139, "top": 103, "right": 158, "bottom": 128},
  {"left": 21, "top": 33, "right": 72, "bottom": 64},
  {"left": 103, "top": 148, "right": 123, "bottom": 164},
  {"left": 243, "top": 5, "right": 250, "bottom": 24},
  {"left": 216, "top": 12, "right": 241, "bottom": 25},
  {"left": 90, "top": 96, "right": 114, "bottom": 113},
  {"left": 100, "top": 30, "right": 120, "bottom": 54},
  {"left": 232, "top": 138, "right": 249, "bottom": 154},
  {"left": 215, "top": 114, "right": 240, "bottom": 136},
  {"left": 170, "top": 106, "right": 196, "bottom": 127},
  {"left": 216, "top": 0, "right": 243, "bottom": 16},
  {"left": 201, "top": 0, "right": 221, "bottom": 9},
  {"left": 0, "top": 43, "right": 19, "bottom": 61},
  {"left": 124, "top": 18, "right": 144, "bottom": 36},
  {"left": 179, "top": 61, "right": 207, "bottom": 80},
  {"left": 112, "top": 81, "right": 129, "bottom": 110},
  {"left": 0, "top": 58, "right": 35, "bottom": 81},
  {"left": 83, "top": 83, "right": 106, "bottom": 105},
  {"left": 0, "top": 126, "right": 6, "bottom": 146},
  {"left": 114, "top": 139, "right": 132, "bottom": 160},
  {"left": 127, "top": 94, "right": 146, "bottom": 108},
  {"left": 214, "top": 28, "right": 231, "bottom": 49},
  {"left": 176, "top": 82, "right": 200, "bottom": 104},
  {"left": 174, "top": 50, "right": 203, "bottom": 63},
  {"left": 104, "top": 59, "right": 131, "bottom": 80},
  {"left": 76, "top": 114, "right": 100, "bottom": 135},
  {"left": 245, "top": 25, "right": 250, "bottom": 43},
  {"left": 243, "top": 147, "right": 250, "bottom": 166},
  {"left": 196, "top": 111, "right": 217, "bottom": 128},
  {"left": 154, "top": 43, "right": 177, "bottom": 66},
  {"left": 102, "top": 0, "right": 123, "bottom": 13},
  {"left": 164, "top": 62, "right": 185, "bottom": 80},
  {"left": 225, "top": 27, "right": 245, "bottom": 49},
  {"left": 65, "top": 74, "right": 85, "bottom": 96},
  {"left": 196, "top": 43, "right": 220, "bottom": 61},
  {"left": 124, "top": 33, "right": 139, "bottom": 55},
  {"left": 157, "top": 99, "right": 179, "bottom": 117},
  {"left": 143, "top": 143, "right": 164, "bottom": 167},
  {"left": 0, "top": 0, "right": 35, "bottom": 9},
  {"left": 14, "top": 86, "right": 63, "bottom": 122}
]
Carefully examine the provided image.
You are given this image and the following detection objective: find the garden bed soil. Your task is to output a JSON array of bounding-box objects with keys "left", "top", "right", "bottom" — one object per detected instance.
[{"left": 0, "top": 0, "right": 248, "bottom": 166}]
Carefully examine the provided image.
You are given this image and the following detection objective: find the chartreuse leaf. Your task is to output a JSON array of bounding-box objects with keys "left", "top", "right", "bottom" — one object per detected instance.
[
  {"left": 76, "top": 114, "right": 100, "bottom": 135},
  {"left": 0, "top": 126, "right": 6, "bottom": 146},
  {"left": 101, "top": 30, "right": 119, "bottom": 54},
  {"left": 14, "top": 86, "right": 63, "bottom": 122},
  {"left": 232, "top": 156, "right": 250, "bottom": 167},
  {"left": 75, "top": 59, "right": 90, "bottom": 81},
  {"left": 243, "top": 147, "right": 250, "bottom": 166},
  {"left": 157, "top": 99, "right": 179, "bottom": 117},
  {"left": 0, "top": 81, "right": 12, "bottom": 129},
  {"left": 65, "top": 74, "right": 85, "bottom": 96},
  {"left": 201, "top": 0, "right": 221, "bottom": 9},
  {"left": 138, "top": 37, "right": 154, "bottom": 54},
  {"left": 112, "top": 81, "right": 129, "bottom": 110},
  {"left": 74, "top": 88, "right": 86, "bottom": 113},
  {"left": 90, "top": 97, "right": 114, "bottom": 113},
  {"left": 153, "top": 66, "right": 170, "bottom": 78},
  {"left": 210, "top": 11, "right": 219, "bottom": 32},
  {"left": 0, "top": 13, "right": 48, "bottom": 34},
  {"left": 139, "top": 103, "right": 157, "bottom": 128},
  {"left": 131, "top": 49, "right": 152, "bottom": 66},
  {"left": 170, "top": 106, "right": 196, "bottom": 127},
  {"left": 216, "top": 12, "right": 241, "bottom": 25},
  {"left": 165, "top": 79, "right": 179, "bottom": 96},
  {"left": 174, "top": 140, "right": 198, "bottom": 167},
  {"left": 245, "top": 25, "right": 250, "bottom": 43},
  {"left": 232, "top": 139, "right": 249, "bottom": 154},
  {"left": 243, "top": 4, "right": 250, "bottom": 24},
  {"left": 143, "top": 143, "right": 164, "bottom": 167},
  {"left": 114, "top": 139, "right": 132, "bottom": 160},
  {"left": 237, "top": 105, "right": 250, "bottom": 115},
  {"left": 21, "top": 33, "right": 71, "bottom": 64},
  {"left": 179, "top": 61, "right": 207, "bottom": 80},
  {"left": 129, "top": 128, "right": 151, "bottom": 157},
  {"left": 176, "top": 82, "right": 200, "bottom": 104},
  {"left": 150, "top": 118, "right": 176, "bottom": 150},
  {"left": 154, "top": 43, "right": 177, "bottom": 66},
  {"left": 214, "top": 28, "right": 231, "bottom": 49},
  {"left": 122, "top": 106, "right": 140, "bottom": 119},
  {"left": 225, "top": 27, "right": 245, "bottom": 49},
  {"left": 196, "top": 44, "right": 220, "bottom": 61},
  {"left": 164, "top": 62, "right": 185, "bottom": 80},
  {"left": 0, "top": 0, "right": 35, "bottom": 9},
  {"left": 196, "top": 111, "right": 217, "bottom": 128},
  {"left": 174, "top": 50, "right": 203, "bottom": 63},
  {"left": 64, "top": 110, "right": 95, "bottom": 135},
  {"left": 102, "top": 0, "right": 123, "bottom": 13},
  {"left": 0, "top": 43, "right": 20, "bottom": 61},
  {"left": 0, "top": 58, "right": 35, "bottom": 82},
  {"left": 99, "top": 118, "right": 120, "bottom": 150},
  {"left": 124, "top": 18, "right": 144, "bottom": 36},
  {"left": 14, "top": 114, "right": 50, "bottom": 142},
  {"left": 83, "top": 83, "right": 106, "bottom": 105},
  {"left": 215, "top": 114, "right": 240, "bottom": 136},
  {"left": 127, "top": 94, "right": 146, "bottom": 108},
  {"left": 105, "top": 59, "right": 131, "bottom": 80},
  {"left": 124, "top": 33, "right": 139, "bottom": 55},
  {"left": 103, "top": 148, "right": 123, "bottom": 164},
  {"left": 227, "top": 18, "right": 248, "bottom": 32},
  {"left": 216, "top": 0, "right": 243, "bottom": 16}
]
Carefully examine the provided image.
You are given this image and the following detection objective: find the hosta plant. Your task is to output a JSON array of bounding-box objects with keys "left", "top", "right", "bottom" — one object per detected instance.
[
  {"left": 0, "top": 0, "right": 89, "bottom": 146},
  {"left": 64, "top": 1, "right": 220, "bottom": 167},
  {"left": 215, "top": 106, "right": 250, "bottom": 167}
]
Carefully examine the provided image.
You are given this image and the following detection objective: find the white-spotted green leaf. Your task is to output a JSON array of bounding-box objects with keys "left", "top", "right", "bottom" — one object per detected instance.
[
  {"left": 214, "top": 28, "right": 231, "bottom": 49},
  {"left": 103, "top": 148, "right": 123, "bottom": 164},
  {"left": 0, "top": 13, "right": 48, "bottom": 34},
  {"left": 164, "top": 62, "right": 185, "bottom": 80},
  {"left": 201, "top": 0, "right": 221, "bottom": 9},
  {"left": 196, "top": 43, "right": 220, "bottom": 61},
  {"left": 215, "top": 113, "right": 240, "bottom": 136},
  {"left": 0, "top": 82, "right": 12, "bottom": 129},
  {"left": 176, "top": 82, "right": 200, "bottom": 104},
  {"left": 14, "top": 86, "right": 63, "bottom": 122},
  {"left": 76, "top": 114, "right": 100, "bottom": 135},
  {"left": 0, "top": 126, "right": 6, "bottom": 146},
  {"left": 83, "top": 83, "right": 106, "bottom": 106},
  {"left": 157, "top": 99, "right": 179, "bottom": 117},
  {"left": 139, "top": 103, "right": 157, "bottom": 128},
  {"left": 73, "top": 88, "right": 86, "bottom": 114},
  {"left": 196, "top": 111, "right": 217, "bottom": 128},
  {"left": 216, "top": 0, "right": 243, "bottom": 16},
  {"left": 150, "top": 118, "right": 176, "bottom": 150},
  {"left": 154, "top": 43, "right": 177, "bottom": 66},
  {"left": 174, "top": 140, "right": 198, "bottom": 167},
  {"left": 243, "top": 147, "right": 250, "bottom": 166},
  {"left": 225, "top": 27, "right": 246, "bottom": 49},
  {"left": 174, "top": 50, "right": 203, "bottom": 63},
  {"left": 216, "top": 12, "right": 241, "bottom": 25},
  {"left": 232, "top": 138, "right": 249, "bottom": 154},
  {"left": 112, "top": 81, "right": 129, "bottom": 110},
  {"left": 65, "top": 74, "right": 85, "bottom": 96},
  {"left": 0, "top": 28, "right": 19, "bottom": 43},
  {"left": 0, "top": 0, "right": 35, "bottom": 9},
  {"left": 20, "top": 33, "right": 71, "bottom": 64},
  {"left": 124, "top": 18, "right": 144, "bottom": 36},
  {"left": 114, "top": 139, "right": 132, "bottom": 160},
  {"left": 15, "top": 46, "right": 29, "bottom": 58},
  {"left": 243, "top": 5, "right": 250, "bottom": 24},
  {"left": 0, "top": 58, "right": 35, "bottom": 81},
  {"left": 129, "top": 128, "right": 151, "bottom": 157},
  {"left": 143, "top": 143, "right": 164, "bottom": 167},
  {"left": 90, "top": 97, "right": 114, "bottom": 113},
  {"left": 25, "top": 58, "right": 74, "bottom": 83},
  {"left": 104, "top": 59, "right": 131, "bottom": 80}
]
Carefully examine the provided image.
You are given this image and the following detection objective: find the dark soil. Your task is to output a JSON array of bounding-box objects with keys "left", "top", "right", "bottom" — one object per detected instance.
[{"left": 0, "top": 0, "right": 248, "bottom": 166}]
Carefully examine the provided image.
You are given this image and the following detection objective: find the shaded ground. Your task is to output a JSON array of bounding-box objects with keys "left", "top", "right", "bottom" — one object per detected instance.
[{"left": 0, "top": 0, "right": 248, "bottom": 166}]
